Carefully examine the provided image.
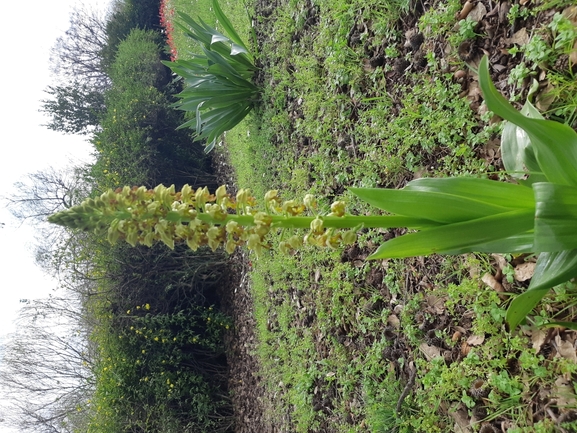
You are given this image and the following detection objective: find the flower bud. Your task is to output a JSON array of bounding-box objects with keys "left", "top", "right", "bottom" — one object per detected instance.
[
  {"left": 181, "top": 184, "right": 193, "bottom": 202},
  {"left": 342, "top": 230, "right": 357, "bottom": 245},
  {"left": 287, "top": 235, "right": 303, "bottom": 249},
  {"left": 264, "top": 190, "right": 278, "bottom": 202},
  {"left": 310, "top": 217, "right": 324, "bottom": 234},
  {"left": 215, "top": 185, "right": 227, "bottom": 204},
  {"left": 303, "top": 194, "right": 317, "bottom": 209},
  {"left": 330, "top": 201, "right": 346, "bottom": 217}
]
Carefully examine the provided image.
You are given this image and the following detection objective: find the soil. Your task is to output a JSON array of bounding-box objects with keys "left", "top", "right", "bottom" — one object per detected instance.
[{"left": 213, "top": 0, "right": 577, "bottom": 431}]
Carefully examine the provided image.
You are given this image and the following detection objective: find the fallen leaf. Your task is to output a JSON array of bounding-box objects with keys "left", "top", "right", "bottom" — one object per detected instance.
[
  {"left": 514, "top": 262, "right": 536, "bottom": 282},
  {"left": 482, "top": 272, "right": 505, "bottom": 293},
  {"left": 387, "top": 314, "right": 401, "bottom": 329},
  {"left": 531, "top": 329, "right": 547, "bottom": 353},
  {"left": 467, "top": 335, "right": 485, "bottom": 346},
  {"left": 449, "top": 404, "right": 472, "bottom": 433},
  {"left": 570, "top": 40, "right": 577, "bottom": 70},
  {"left": 536, "top": 83, "right": 556, "bottom": 111},
  {"left": 555, "top": 335, "right": 577, "bottom": 362},
  {"left": 419, "top": 343, "right": 442, "bottom": 360},
  {"left": 468, "top": 2, "right": 487, "bottom": 22},
  {"left": 504, "top": 27, "right": 529, "bottom": 45},
  {"left": 426, "top": 294, "right": 446, "bottom": 314},
  {"left": 314, "top": 269, "right": 322, "bottom": 282},
  {"left": 554, "top": 375, "right": 577, "bottom": 407}
]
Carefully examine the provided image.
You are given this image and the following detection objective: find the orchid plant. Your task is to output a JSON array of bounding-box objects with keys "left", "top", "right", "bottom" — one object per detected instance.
[{"left": 49, "top": 57, "right": 577, "bottom": 329}]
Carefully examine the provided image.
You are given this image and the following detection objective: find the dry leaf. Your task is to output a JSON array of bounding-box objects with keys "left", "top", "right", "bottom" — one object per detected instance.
[
  {"left": 468, "top": 2, "right": 487, "bottom": 22},
  {"left": 536, "top": 82, "right": 556, "bottom": 112},
  {"left": 461, "top": 341, "right": 471, "bottom": 356},
  {"left": 531, "top": 329, "right": 547, "bottom": 353},
  {"left": 514, "top": 262, "right": 536, "bottom": 282},
  {"left": 387, "top": 314, "right": 401, "bottom": 329},
  {"left": 553, "top": 375, "right": 577, "bottom": 407},
  {"left": 504, "top": 27, "right": 529, "bottom": 45},
  {"left": 482, "top": 272, "right": 505, "bottom": 293},
  {"left": 449, "top": 404, "right": 472, "bottom": 433},
  {"left": 426, "top": 294, "right": 446, "bottom": 314},
  {"left": 467, "top": 335, "right": 485, "bottom": 346},
  {"left": 314, "top": 269, "right": 322, "bottom": 282},
  {"left": 555, "top": 335, "right": 577, "bottom": 362},
  {"left": 420, "top": 343, "right": 442, "bottom": 360},
  {"left": 570, "top": 40, "right": 577, "bottom": 70}
]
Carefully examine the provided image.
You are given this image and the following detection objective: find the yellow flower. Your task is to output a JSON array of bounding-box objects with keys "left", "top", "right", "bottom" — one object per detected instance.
[{"left": 145, "top": 303, "right": 150, "bottom": 310}]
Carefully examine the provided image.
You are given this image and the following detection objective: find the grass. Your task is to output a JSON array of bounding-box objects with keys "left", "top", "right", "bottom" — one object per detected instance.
[{"left": 166, "top": 0, "right": 577, "bottom": 431}]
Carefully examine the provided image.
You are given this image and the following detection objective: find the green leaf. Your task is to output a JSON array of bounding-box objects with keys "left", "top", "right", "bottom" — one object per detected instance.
[
  {"left": 506, "top": 249, "right": 577, "bottom": 329},
  {"left": 350, "top": 187, "right": 515, "bottom": 224},
  {"left": 478, "top": 56, "right": 577, "bottom": 187},
  {"left": 211, "top": 0, "right": 250, "bottom": 55},
  {"left": 368, "top": 209, "right": 534, "bottom": 259},
  {"left": 533, "top": 183, "right": 577, "bottom": 251},
  {"left": 540, "top": 321, "right": 577, "bottom": 330},
  {"left": 402, "top": 177, "right": 535, "bottom": 210},
  {"left": 501, "top": 98, "right": 546, "bottom": 184}
]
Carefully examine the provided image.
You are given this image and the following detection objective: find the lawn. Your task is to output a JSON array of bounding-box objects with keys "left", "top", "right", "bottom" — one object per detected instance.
[{"left": 165, "top": 0, "right": 577, "bottom": 431}]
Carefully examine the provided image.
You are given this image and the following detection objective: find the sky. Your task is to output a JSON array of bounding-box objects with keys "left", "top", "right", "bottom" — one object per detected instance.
[{"left": 0, "top": 1, "right": 110, "bottom": 427}]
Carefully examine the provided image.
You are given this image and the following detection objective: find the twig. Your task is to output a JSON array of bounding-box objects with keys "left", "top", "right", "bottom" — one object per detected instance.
[{"left": 396, "top": 364, "right": 417, "bottom": 413}]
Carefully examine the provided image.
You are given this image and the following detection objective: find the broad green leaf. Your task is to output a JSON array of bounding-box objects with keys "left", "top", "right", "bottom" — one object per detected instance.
[
  {"left": 446, "top": 231, "right": 535, "bottom": 254},
  {"left": 479, "top": 56, "right": 577, "bottom": 187},
  {"left": 350, "top": 187, "right": 514, "bottom": 224},
  {"left": 540, "top": 321, "right": 577, "bottom": 330},
  {"left": 506, "top": 249, "right": 577, "bottom": 329},
  {"left": 501, "top": 97, "right": 546, "bottom": 184},
  {"left": 211, "top": 0, "right": 250, "bottom": 54},
  {"left": 533, "top": 182, "right": 577, "bottom": 251},
  {"left": 231, "top": 43, "right": 248, "bottom": 56},
  {"left": 368, "top": 209, "right": 534, "bottom": 259},
  {"left": 403, "top": 177, "right": 535, "bottom": 210}
]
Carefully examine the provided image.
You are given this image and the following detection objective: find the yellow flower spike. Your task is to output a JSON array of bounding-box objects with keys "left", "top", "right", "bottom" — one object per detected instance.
[
  {"left": 186, "top": 235, "right": 201, "bottom": 251},
  {"left": 154, "top": 220, "right": 175, "bottom": 249},
  {"left": 215, "top": 185, "right": 227, "bottom": 204},
  {"left": 287, "top": 235, "right": 303, "bottom": 249},
  {"left": 303, "top": 194, "right": 317, "bottom": 210},
  {"left": 282, "top": 200, "right": 306, "bottom": 216},
  {"left": 206, "top": 226, "right": 224, "bottom": 251},
  {"left": 225, "top": 239, "right": 238, "bottom": 254},
  {"left": 195, "top": 187, "right": 209, "bottom": 210},
  {"left": 247, "top": 233, "right": 263, "bottom": 256},
  {"left": 264, "top": 190, "right": 278, "bottom": 202},
  {"left": 126, "top": 230, "right": 138, "bottom": 247},
  {"left": 327, "top": 232, "right": 342, "bottom": 249},
  {"left": 142, "top": 231, "right": 155, "bottom": 247},
  {"left": 330, "top": 201, "right": 346, "bottom": 217},
  {"left": 310, "top": 217, "right": 324, "bottom": 235},
  {"left": 342, "top": 230, "right": 357, "bottom": 245},
  {"left": 107, "top": 219, "right": 122, "bottom": 244},
  {"left": 279, "top": 241, "right": 292, "bottom": 255},
  {"left": 206, "top": 203, "right": 227, "bottom": 221},
  {"left": 181, "top": 184, "right": 193, "bottom": 203},
  {"left": 254, "top": 212, "right": 272, "bottom": 227},
  {"left": 225, "top": 220, "right": 240, "bottom": 234}
]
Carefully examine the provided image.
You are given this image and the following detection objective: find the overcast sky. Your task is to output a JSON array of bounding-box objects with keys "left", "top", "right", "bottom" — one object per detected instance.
[{"left": 0, "top": 1, "right": 111, "bottom": 427}]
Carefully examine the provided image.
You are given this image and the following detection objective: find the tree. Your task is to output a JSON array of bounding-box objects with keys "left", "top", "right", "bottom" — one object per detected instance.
[
  {"left": 50, "top": 3, "right": 110, "bottom": 91},
  {"left": 40, "top": 81, "right": 105, "bottom": 135},
  {"left": 6, "top": 166, "right": 91, "bottom": 224},
  {"left": 0, "top": 296, "right": 95, "bottom": 433}
]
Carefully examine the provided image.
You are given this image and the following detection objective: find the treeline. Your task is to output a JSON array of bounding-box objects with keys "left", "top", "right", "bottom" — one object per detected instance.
[{"left": 1, "top": 0, "right": 233, "bottom": 432}]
